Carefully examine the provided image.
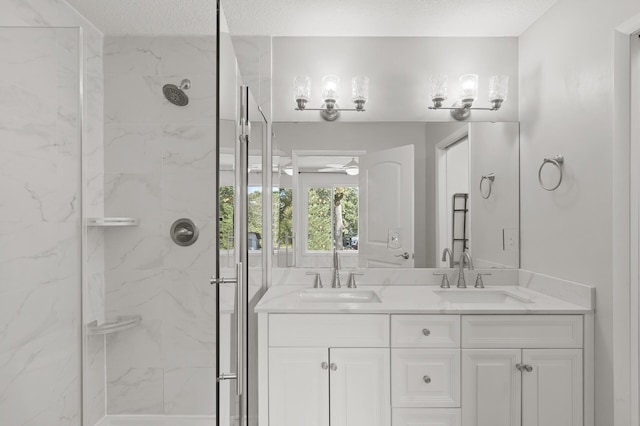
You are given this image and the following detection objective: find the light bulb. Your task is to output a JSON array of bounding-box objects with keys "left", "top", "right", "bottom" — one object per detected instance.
[
  {"left": 489, "top": 75, "right": 509, "bottom": 110},
  {"left": 430, "top": 74, "right": 448, "bottom": 108},
  {"left": 322, "top": 75, "right": 340, "bottom": 102},
  {"left": 459, "top": 74, "right": 479, "bottom": 107},
  {"left": 352, "top": 76, "right": 370, "bottom": 110},
  {"left": 293, "top": 75, "right": 311, "bottom": 110}
]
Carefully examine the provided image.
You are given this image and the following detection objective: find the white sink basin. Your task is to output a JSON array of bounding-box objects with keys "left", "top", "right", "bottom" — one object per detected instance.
[
  {"left": 434, "top": 289, "right": 532, "bottom": 304},
  {"left": 298, "top": 289, "right": 382, "bottom": 304}
]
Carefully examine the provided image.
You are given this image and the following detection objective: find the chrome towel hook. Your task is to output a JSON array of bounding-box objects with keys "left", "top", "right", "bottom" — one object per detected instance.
[
  {"left": 479, "top": 173, "right": 495, "bottom": 199},
  {"left": 538, "top": 155, "right": 564, "bottom": 191}
]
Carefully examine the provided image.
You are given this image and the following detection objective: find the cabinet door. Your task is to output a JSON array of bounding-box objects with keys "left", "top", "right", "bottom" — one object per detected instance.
[
  {"left": 329, "top": 348, "right": 391, "bottom": 426},
  {"left": 462, "top": 349, "right": 521, "bottom": 426},
  {"left": 522, "top": 349, "right": 583, "bottom": 426},
  {"left": 268, "top": 347, "right": 329, "bottom": 426}
]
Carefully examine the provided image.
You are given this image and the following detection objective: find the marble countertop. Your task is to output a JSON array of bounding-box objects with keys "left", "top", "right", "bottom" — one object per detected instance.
[{"left": 254, "top": 285, "right": 592, "bottom": 314}]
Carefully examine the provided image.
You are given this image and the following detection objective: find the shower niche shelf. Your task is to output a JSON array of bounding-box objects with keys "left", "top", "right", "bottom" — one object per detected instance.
[
  {"left": 87, "top": 217, "right": 139, "bottom": 227},
  {"left": 87, "top": 315, "right": 142, "bottom": 336}
]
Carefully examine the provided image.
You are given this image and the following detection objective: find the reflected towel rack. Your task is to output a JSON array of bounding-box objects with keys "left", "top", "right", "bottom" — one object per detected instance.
[
  {"left": 538, "top": 155, "right": 564, "bottom": 191},
  {"left": 479, "top": 173, "right": 495, "bottom": 199}
]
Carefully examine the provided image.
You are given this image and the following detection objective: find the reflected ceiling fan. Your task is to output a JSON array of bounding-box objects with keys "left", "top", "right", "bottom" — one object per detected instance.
[{"left": 318, "top": 158, "right": 359, "bottom": 176}]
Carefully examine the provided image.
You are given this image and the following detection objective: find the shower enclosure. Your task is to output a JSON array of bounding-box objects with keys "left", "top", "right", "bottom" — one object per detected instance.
[{"left": 0, "top": 2, "right": 267, "bottom": 424}]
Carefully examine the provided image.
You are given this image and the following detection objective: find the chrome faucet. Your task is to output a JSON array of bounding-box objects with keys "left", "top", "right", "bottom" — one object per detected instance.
[
  {"left": 457, "top": 251, "right": 474, "bottom": 288},
  {"left": 441, "top": 248, "right": 454, "bottom": 268},
  {"left": 332, "top": 248, "right": 341, "bottom": 288}
]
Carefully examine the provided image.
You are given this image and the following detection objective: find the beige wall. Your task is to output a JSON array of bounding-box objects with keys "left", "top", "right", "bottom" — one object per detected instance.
[{"left": 519, "top": 0, "right": 640, "bottom": 424}]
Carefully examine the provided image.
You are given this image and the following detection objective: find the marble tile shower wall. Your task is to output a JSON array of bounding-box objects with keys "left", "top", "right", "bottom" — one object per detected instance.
[
  {"left": 1, "top": 2, "right": 105, "bottom": 425},
  {"left": 103, "top": 36, "right": 217, "bottom": 415}
]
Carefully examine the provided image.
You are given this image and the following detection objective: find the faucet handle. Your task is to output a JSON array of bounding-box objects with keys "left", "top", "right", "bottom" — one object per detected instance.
[
  {"left": 347, "top": 272, "right": 364, "bottom": 288},
  {"left": 433, "top": 272, "right": 450, "bottom": 289},
  {"left": 306, "top": 272, "right": 323, "bottom": 288},
  {"left": 474, "top": 273, "right": 492, "bottom": 289}
]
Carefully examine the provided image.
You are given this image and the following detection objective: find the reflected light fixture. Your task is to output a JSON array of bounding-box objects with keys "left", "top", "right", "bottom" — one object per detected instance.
[
  {"left": 344, "top": 158, "right": 359, "bottom": 176},
  {"left": 294, "top": 75, "right": 369, "bottom": 121},
  {"left": 282, "top": 161, "right": 293, "bottom": 176},
  {"left": 429, "top": 74, "right": 509, "bottom": 120}
]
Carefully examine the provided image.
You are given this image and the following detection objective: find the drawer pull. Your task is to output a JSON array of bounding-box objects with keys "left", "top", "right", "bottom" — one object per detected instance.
[
  {"left": 321, "top": 362, "right": 329, "bottom": 370},
  {"left": 422, "top": 328, "right": 431, "bottom": 337},
  {"left": 516, "top": 363, "right": 533, "bottom": 373},
  {"left": 330, "top": 363, "right": 338, "bottom": 371},
  {"left": 423, "top": 375, "right": 432, "bottom": 384}
]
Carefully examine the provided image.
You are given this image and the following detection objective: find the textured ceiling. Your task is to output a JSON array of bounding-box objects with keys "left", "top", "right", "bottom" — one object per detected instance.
[
  {"left": 222, "top": 0, "right": 558, "bottom": 37},
  {"left": 66, "top": 0, "right": 556, "bottom": 36},
  {"left": 65, "top": 0, "right": 218, "bottom": 35}
]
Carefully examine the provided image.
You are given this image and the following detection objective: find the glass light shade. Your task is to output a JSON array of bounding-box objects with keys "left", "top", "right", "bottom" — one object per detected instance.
[
  {"left": 293, "top": 75, "right": 311, "bottom": 102},
  {"left": 430, "top": 74, "right": 448, "bottom": 106},
  {"left": 352, "top": 76, "right": 370, "bottom": 103},
  {"left": 322, "top": 75, "right": 340, "bottom": 101},
  {"left": 344, "top": 158, "right": 359, "bottom": 176},
  {"left": 489, "top": 75, "right": 509, "bottom": 102},
  {"left": 459, "top": 74, "right": 479, "bottom": 103}
]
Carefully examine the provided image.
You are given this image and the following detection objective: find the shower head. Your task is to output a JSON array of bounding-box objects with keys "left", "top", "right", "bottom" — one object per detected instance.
[{"left": 163, "top": 79, "right": 191, "bottom": 107}]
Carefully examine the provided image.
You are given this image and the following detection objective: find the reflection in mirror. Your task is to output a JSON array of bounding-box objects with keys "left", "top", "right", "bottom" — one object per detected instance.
[{"left": 272, "top": 122, "right": 519, "bottom": 269}]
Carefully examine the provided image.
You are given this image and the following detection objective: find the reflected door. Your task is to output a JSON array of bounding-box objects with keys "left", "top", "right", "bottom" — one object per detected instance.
[{"left": 359, "top": 144, "right": 415, "bottom": 267}]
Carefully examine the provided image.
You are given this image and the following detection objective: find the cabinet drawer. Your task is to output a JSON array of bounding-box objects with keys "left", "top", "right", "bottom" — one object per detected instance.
[
  {"left": 393, "top": 408, "right": 461, "bottom": 426},
  {"left": 461, "top": 315, "right": 583, "bottom": 349},
  {"left": 269, "top": 314, "right": 389, "bottom": 347},
  {"left": 391, "top": 349, "right": 460, "bottom": 408},
  {"left": 392, "top": 315, "right": 460, "bottom": 348}
]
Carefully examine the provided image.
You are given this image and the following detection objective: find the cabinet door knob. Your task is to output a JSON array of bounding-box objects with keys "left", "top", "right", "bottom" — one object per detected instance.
[
  {"left": 516, "top": 363, "right": 533, "bottom": 373},
  {"left": 423, "top": 375, "right": 431, "bottom": 384},
  {"left": 330, "top": 363, "right": 338, "bottom": 371},
  {"left": 422, "top": 328, "right": 431, "bottom": 336},
  {"left": 321, "top": 362, "right": 329, "bottom": 370}
]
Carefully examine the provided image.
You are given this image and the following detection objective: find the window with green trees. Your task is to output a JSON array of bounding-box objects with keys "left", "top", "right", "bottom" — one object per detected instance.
[{"left": 307, "top": 186, "right": 358, "bottom": 251}]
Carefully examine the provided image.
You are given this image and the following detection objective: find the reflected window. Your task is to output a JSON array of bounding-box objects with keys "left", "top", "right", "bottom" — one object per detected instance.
[
  {"left": 218, "top": 185, "right": 264, "bottom": 251},
  {"left": 219, "top": 186, "right": 235, "bottom": 249},
  {"left": 274, "top": 187, "right": 293, "bottom": 250},
  {"left": 306, "top": 186, "right": 359, "bottom": 252}
]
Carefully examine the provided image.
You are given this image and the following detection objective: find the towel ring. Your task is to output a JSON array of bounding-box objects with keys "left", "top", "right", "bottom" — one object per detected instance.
[
  {"left": 479, "top": 173, "right": 495, "bottom": 199},
  {"left": 538, "top": 155, "right": 564, "bottom": 191}
]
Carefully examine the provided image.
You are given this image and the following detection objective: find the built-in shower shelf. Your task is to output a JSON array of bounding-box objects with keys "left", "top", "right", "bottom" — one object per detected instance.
[
  {"left": 87, "top": 217, "right": 139, "bottom": 227},
  {"left": 87, "top": 315, "right": 142, "bottom": 335}
]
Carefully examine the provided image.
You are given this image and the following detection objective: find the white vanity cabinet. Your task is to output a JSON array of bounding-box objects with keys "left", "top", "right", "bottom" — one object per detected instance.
[
  {"left": 260, "top": 312, "right": 587, "bottom": 426},
  {"left": 266, "top": 314, "right": 391, "bottom": 426},
  {"left": 461, "top": 315, "right": 584, "bottom": 426}
]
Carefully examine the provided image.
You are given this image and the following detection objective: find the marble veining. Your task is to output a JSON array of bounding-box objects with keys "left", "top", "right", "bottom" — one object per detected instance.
[{"left": 104, "top": 35, "right": 218, "bottom": 416}]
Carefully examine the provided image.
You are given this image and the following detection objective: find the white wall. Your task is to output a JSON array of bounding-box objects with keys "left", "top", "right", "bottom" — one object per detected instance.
[
  {"left": 273, "top": 37, "right": 519, "bottom": 122},
  {"left": 470, "top": 122, "right": 520, "bottom": 268},
  {"left": 519, "top": 0, "right": 640, "bottom": 424},
  {"left": 0, "top": 2, "right": 105, "bottom": 425}
]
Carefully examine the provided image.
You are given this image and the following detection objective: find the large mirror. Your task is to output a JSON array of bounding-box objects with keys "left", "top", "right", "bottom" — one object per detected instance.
[{"left": 272, "top": 121, "right": 520, "bottom": 269}]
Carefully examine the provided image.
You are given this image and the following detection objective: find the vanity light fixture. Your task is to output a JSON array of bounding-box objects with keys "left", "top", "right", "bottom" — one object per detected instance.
[
  {"left": 429, "top": 74, "right": 509, "bottom": 120},
  {"left": 294, "top": 75, "right": 369, "bottom": 121}
]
